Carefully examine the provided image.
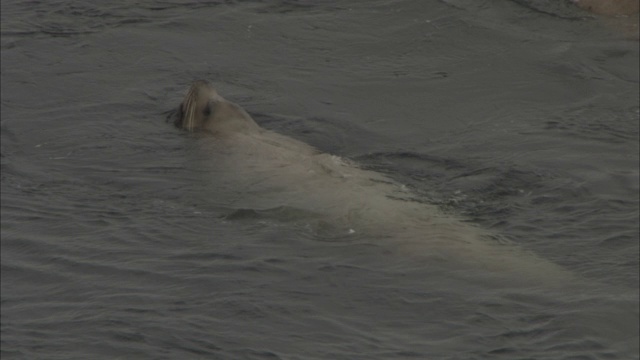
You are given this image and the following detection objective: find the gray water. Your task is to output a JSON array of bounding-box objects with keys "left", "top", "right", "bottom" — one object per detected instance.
[{"left": 1, "top": 1, "right": 638, "bottom": 359}]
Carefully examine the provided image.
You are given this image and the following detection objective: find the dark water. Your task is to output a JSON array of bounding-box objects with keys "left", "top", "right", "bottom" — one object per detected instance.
[{"left": 2, "top": 1, "right": 638, "bottom": 359}]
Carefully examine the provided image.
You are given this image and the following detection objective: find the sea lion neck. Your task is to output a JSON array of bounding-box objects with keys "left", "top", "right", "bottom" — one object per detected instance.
[{"left": 204, "top": 97, "right": 262, "bottom": 136}]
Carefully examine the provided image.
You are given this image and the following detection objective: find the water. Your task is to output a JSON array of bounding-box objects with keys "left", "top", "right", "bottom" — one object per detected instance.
[{"left": 1, "top": 1, "right": 638, "bottom": 359}]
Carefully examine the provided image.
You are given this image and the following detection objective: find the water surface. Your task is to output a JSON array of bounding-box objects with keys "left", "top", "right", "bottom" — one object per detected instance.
[{"left": 2, "top": 1, "right": 638, "bottom": 359}]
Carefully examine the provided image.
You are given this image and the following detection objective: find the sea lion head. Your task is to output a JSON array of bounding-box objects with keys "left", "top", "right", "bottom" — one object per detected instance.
[{"left": 176, "top": 80, "right": 260, "bottom": 135}]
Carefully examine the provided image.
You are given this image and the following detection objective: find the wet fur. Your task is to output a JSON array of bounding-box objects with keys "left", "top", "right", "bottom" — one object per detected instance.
[
  {"left": 176, "top": 80, "right": 260, "bottom": 135},
  {"left": 174, "top": 80, "right": 574, "bottom": 283}
]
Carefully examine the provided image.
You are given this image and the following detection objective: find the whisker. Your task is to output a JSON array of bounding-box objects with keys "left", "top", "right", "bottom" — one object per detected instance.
[{"left": 181, "top": 85, "right": 199, "bottom": 132}]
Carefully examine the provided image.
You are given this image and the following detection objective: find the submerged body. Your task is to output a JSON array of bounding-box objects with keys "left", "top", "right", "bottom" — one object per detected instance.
[
  {"left": 175, "top": 80, "right": 571, "bottom": 281},
  {"left": 175, "top": 81, "right": 464, "bottom": 233}
]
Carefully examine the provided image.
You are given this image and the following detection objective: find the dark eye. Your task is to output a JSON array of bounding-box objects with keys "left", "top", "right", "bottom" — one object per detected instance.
[{"left": 203, "top": 104, "right": 211, "bottom": 116}]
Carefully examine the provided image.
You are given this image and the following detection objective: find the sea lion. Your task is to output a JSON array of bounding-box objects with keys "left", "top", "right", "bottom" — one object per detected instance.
[{"left": 173, "top": 80, "right": 572, "bottom": 282}]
